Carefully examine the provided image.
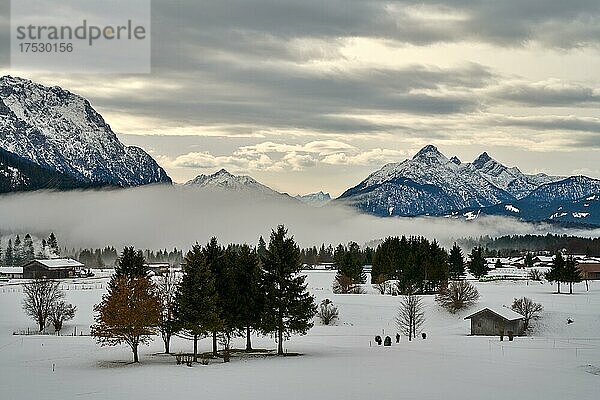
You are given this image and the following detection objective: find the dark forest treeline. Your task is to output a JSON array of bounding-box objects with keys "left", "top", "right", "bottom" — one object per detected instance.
[{"left": 457, "top": 234, "right": 600, "bottom": 257}]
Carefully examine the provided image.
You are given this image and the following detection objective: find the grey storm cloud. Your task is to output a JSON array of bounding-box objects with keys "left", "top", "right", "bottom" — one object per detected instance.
[
  {"left": 149, "top": 0, "right": 600, "bottom": 58},
  {"left": 85, "top": 62, "right": 492, "bottom": 134},
  {"left": 491, "top": 81, "right": 600, "bottom": 107}
]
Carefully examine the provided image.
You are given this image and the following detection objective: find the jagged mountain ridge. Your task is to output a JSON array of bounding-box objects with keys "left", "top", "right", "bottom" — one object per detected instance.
[
  {"left": 337, "top": 145, "right": 517, "bottom": 216},
  {"left": 295, "top": 191, "right": 331, "bottom": 206},
  {"left": 336, "top": 145, "right": 595, "bottom": 222},
  {"left": 466, "top": 152, "right": 560, "bottom": 199},
  {"left": 0, "top": 76, "right": 171, "bottom": 190}
]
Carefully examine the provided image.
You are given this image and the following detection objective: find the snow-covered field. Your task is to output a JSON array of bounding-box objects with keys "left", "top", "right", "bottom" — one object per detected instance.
[{"left": 1, "top": 272, "right": 599, "bottom": 400}]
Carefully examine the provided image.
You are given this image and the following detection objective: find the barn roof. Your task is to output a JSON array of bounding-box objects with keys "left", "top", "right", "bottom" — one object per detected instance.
[
  {"left": 464, "top": 307, "right": 524, "bottom": 321},
  {"left": 33, "top": 259, "right": 84, "bottom": 269},
  {"left": 0, "top": 266, "right": 23, "bottom": 274}
]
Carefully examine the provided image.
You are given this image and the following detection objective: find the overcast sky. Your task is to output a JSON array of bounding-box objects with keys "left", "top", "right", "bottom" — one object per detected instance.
[{"left": 1, "top": 0, "right": 599, "bottom": 196}]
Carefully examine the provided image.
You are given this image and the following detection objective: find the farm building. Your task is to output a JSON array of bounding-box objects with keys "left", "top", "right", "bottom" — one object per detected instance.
[
  {"left": 144, "top": 262, "right": 172, "bottom": 276},
  {"left": 22, "top": 259, "right": 84, "bottom": 279},
  {"left": 577, "top": 260, "right": 600, "bottom": 280},
  {"left": 464, "top": 307, "right": 525, "bottom": 336},
  {"left": 0, "top": 267, "right": 23, "bottom": 279}
]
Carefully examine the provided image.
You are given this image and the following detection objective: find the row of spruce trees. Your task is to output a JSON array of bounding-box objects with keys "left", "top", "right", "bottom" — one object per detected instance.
[
  {"left": 332, "top": 237, "right": 495, "bottom": 295},
  {"left": 92, "top": 225, "right": 317, "bottom": 363},
  {"left": 1, "top": 232, "right": 60, "bottom": 267}
]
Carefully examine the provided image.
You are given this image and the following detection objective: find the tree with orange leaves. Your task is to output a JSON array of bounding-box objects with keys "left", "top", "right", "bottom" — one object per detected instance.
[{"left": 91, "top": 276, "right": 161, "bottom": 363}]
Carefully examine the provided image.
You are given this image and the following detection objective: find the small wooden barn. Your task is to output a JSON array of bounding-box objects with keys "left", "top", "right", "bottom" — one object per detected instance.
[
  {"left": 22, "top": 259, "right": 84, "bottom": 279},
  {"left": 464, "top": 307, "right": 525, "bottom": 336}
]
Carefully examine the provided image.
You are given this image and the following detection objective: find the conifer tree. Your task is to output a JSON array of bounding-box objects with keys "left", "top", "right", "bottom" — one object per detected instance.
[
  {"left": 203, "top": 237, "right": 225, "bottom": 357},
  {"left": 174, "top": 244, "right": 221, "bottom": 362},
  {"left": 261, "top": 225, "right": 316, "bottom": 355},
  {"left": 333, "top": 242, "right": 366, "bottom": 294},
  {"left": 114, "top": 247, "right": 147, "bottom": 279},
  {"left": 468, "top": 246, "right": 489, "bottom": 279},
  {"left": 47, "top": 232, "right": 59, "bottom": 256},
  {"left": 5, "top": 239, "right": 13, "bottom": 267},
  {"left": 257, "top": 236, "right": 267, "bottom": 260},
  {"left": 448, "top": 243, "right": 465, "bottom": 280},
  {"left": 563, "top": 256, "right": 583, "bottom": 294},
  {"left": 545, "top": 252, "right": 566, "bottom": 294},
  {"left": 230, "top": 244, "right": 264, "bottom": 351},
  {"left": 13, "top": 235, "right": 23, "bottom": 266},
  {"left": 24, "top": 234, "right": 35, "bottom": 262}
]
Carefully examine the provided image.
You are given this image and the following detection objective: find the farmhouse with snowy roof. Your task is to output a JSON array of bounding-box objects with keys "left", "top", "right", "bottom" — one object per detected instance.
[
  {"left": 464, "top": 307, "right": 525, "bottom": 336},
  {"left": 22, "top": 259, "right": 84, "bottom": 279}
]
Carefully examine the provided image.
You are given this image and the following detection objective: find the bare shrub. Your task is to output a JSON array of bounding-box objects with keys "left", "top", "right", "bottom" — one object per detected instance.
[
  {"left": 317, "top": 299, "right": 339, "bottom": 325},
  {"left": 511, "top": 297, "right": 543, "bottom": 331},
  {"left": 50, "top": 301, "right": 76, "bottom": 333},
  {"left": 528, "top": 269, "right": 544, "bottom": 281},
  {"left": 436, "top": 280, "right": 480, "bottom": 313},
  {"left": 396, "top": 294, "right": 425, "bottom": 341}
]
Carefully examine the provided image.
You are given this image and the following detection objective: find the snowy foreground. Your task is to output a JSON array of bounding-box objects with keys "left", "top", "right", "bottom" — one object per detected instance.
[{"left": 1, "top": 272, "right": 599, "bottom": 400}]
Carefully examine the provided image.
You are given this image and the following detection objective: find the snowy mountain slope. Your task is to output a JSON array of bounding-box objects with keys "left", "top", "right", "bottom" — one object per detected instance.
[
  {"left": 460, "top": 178, "right": 600, "bottom": 226},
  {"left": 0, "top": 76, "right": 171, "bottom": 189},
  {"left": 295, "top": 191, "right": 331, "bottom": 207},
  {"left": 337, "top": 145, "right": 516, "bottom": 216},
  {"left": 185, "top": 169, "right": 296, "bottom": 201},
  {"left": 462, "top": 152, "right": 561, "bottom": 199},
  {"left": 0, "top": 147, "right": 90, "bottom": 193}
]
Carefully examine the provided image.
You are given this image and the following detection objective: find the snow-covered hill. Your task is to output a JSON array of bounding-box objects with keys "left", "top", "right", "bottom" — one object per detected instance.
[{"left": 0, "top": 76, "right": 171, "bottom": 190}]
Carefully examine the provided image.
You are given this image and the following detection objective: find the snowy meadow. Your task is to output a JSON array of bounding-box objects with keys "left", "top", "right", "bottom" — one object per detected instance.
[{"left": 1, "top": 271, "right": 599, "bottom": 400}]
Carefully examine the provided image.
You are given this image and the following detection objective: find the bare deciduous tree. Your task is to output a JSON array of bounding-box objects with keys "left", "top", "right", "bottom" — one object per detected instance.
[
  {"left": 511, "top": 297, "right": 543, "bottom": 331},
  {"left": 436, "top": 280, "right": 480, "bottom": 313},
  {"left": 316, "top": 299, "right": 339, "bottom": 325},
  {"left": 156, "top": 272, "right": 181, "bottom": 354},
  {"left": 50, "top": 301, "right": 76, "bottom": 334},
  {"left": 22, "top": 278, "right": 64, "bottom": 332},
  {"left": 396, "top": 294, "right": 425, "bottom": 341}
]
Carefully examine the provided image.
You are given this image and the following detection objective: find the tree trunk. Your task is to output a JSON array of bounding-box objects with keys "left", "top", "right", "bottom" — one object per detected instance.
[
  {"left": 163, "top": 335, "right": 170, "bottom": 354},
  {"left": 132, "top": 344, "right": 139, "bottom": 363},
  {"left": 557, "top": 282, "right": 561, "bottom": 294},
  {"left": 277, "top": 327, "right": 284, "bottom": 355},
  {"left": 246, "top": 326, "right": 252, "bottom": 351},
  {"left": 212, "top": 331, "right": 218, "bottom": 357},
  {"left": 569, "top": 283, "right": 573, "bottom": 294},
  {"left": 193, "top": 334, "right": 198, "bottom": 362}
]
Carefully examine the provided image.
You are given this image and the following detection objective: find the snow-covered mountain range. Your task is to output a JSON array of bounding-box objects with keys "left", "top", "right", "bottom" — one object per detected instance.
[
  {"left": 336, "top": 145, "right": 599, "bottom": 226},
  {"left": 469, "top": 177, "right": 600, "bottom": 226},
  {"left": 295, "top": 191, "right": 331, "bottom": 207},
  {"left": 0, "top": 76, "right": 171, "bottom": 191}
]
